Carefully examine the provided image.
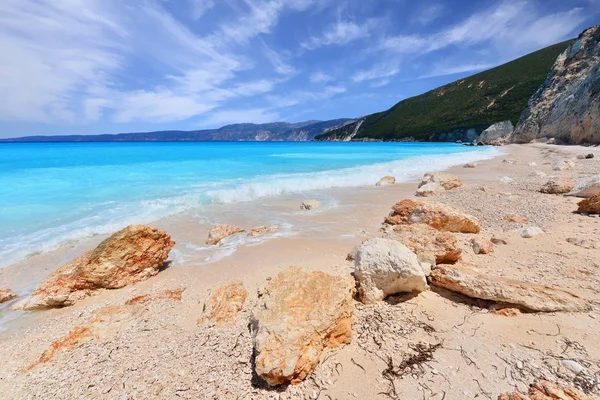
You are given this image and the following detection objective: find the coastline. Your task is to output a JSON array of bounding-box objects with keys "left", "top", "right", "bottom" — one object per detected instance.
[{"left": 1, "top": 143, "right": 599, "bottom": 399}]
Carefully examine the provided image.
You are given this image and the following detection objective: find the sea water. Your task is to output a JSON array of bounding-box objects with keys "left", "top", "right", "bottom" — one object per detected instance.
[{"left": 0, "top": 142, "right": 500, "bottom": 268}]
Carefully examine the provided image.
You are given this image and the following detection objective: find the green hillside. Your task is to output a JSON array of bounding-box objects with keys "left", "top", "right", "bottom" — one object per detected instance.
[{"left": 316, "top": 40, "right": 572, "bottom": 141}]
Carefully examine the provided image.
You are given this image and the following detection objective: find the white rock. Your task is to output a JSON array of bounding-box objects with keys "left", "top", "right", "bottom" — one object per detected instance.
[
  {"left": 527, "top": 162, "right": 537, "bottom": 166},
  {"left": 561, "top": 359, "right": 585, "bottom": 374},
  {"left": 354, "top": 238, "right": 428, "bottom": 304},
  {"left": 500, "top": 176, "right": 514, "bottom": 184},
  {"left": 376, "top": 176, "right": 396, "bottom": 186},
  {"left": 568, "top": 175, "right": 600, "bottom": 198},
  {"left": 415, "top": 182, "right": 440, "bottom": 197},
  {"left": 552, "top": 159, "right": 575, "bottom": 171},
  {"left": 518, "top": 226, "right": 544, "bottom": 238}
]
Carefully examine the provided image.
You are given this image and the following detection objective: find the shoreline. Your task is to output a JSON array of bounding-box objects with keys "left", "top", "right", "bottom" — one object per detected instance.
[{"left": 1, "top": 143, "right": 599, "bottom": 399}]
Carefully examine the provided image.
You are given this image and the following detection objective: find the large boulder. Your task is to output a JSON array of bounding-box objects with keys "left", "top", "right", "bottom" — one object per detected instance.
[
  {"left": 0, "top": 288, "right": 17, "bottom": 304},
  {"left": 511, "top": 25, "right": 600, "bottom": 145},
  {"left": 252, "top": 267, "right": 354, "bottom": 386},
  {"left": 478, "top": 121, "right": 513, "bottom": 145},
  {"left": 389, "top": 224, "right": 462, "bottom": 264},
  {"left": 498, "top": 380, "right": 592, "bottom": 400},
  {"left": 17, "top": 225, "right": 175, "bottom": 310},
  {"left": 416, "top": 173, "right": 463, "bottom": 197},
  {"left": 354, "top": 238, "right": 428, "bottom": 304},
  {"left": 206, "top": 224, "right": 245, "bottom": 245},
  {"left": 540, "top": 177, "right": 576, "bottom": 194},
  {"left": 376, "top": 176, "right": 396, "bottom": 186},
  {"left": 568, "top": 175, "right": 600, "bottom": 198},
  {"left": 200, "top": 281, "right": 247, "bottom": 327},
  {"left": 385, "top": 199, "right": 481, "bottom": 233},
  {"left": 429, "top": 264, "right": 588, "bottom": 312},
  {"left": 577, "top": 194, "right": 600, "bottom": 214}
]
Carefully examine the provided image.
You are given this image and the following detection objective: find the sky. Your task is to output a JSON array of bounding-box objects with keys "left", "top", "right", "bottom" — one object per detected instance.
[{"left": 0, "top": 0, "right": 598, "bottom": 138}]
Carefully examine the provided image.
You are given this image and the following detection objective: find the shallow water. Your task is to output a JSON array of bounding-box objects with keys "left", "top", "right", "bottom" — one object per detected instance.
[{"left": 0, "top": 141, "right": 499, "bottom": 269}]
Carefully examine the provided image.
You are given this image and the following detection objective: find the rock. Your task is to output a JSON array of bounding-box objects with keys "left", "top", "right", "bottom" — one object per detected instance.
[
  {"left": 586, "top": 153, "right": 594, "bottom": 159},
  {"left": 354, "top": 239, "right": 428, "bottom": 304},
  {"left": 126, "top": 288, "right": 184, "bottom": 305},
  {"left": 500, "top": 176, "right": 513, "bottom": 184},
  {"left": 200, "top": 282, "right": 247, "bottom": 327},
  {"left": 415, "top": 182, "right": 440, "bottom": 197},
  {"left": 518, "top": 226, "right": 544, "bottom": 238},
  {"left": 505, "top": 215, "right": 528, "bottom": 224},
  {"left": 418, "top": 172, "right": 463, "bottom": 192},
  {"left": 471, "top": 238, "right": 494, "bottom": 255},
  {"left": 577, "top": 154, "right": 587, "bottom": 160},
  {"left": 502, "top": 159, "right": 517, "bottom": 165},
  {"left": 577, "top": 194, "right": 600, "bottom": 214},
  {"left": 479, "top": 121, "right": 514, "bottom": 145},
  {"left": 248, "top": 225, "right": 279, "bottom": 237},
  {"left": 300, "top": 200, "right": 321, "bottom": 211},
  {"left": 252, "top": 267, "right": 354, "bottom": 386},
  {"left": 491, "top": 238, "right": 508, "bottom": 245},
  {"left": 540, "top": 177, "right": 576, "bottom": 194},
  {"left": 0, "top": 288, "right": 17, "bottom": 304},
  {"left": 568, "top": 175, "right": 600, "bottom": 198},
  {"left": 389, "top": 224, "right": 462, "bottom": 265},
  {"left": 527, "top": 162, "right": 537, "bottom": 166},
  {"left": 429, "top": 264, "right": 588, "bottom": 312},
  {"left": 376, "top": 176, "right": 396, "bottom": 186},
  {"left": 498, "top": 380, "right": 592, "bottom": 400},
  {"left": 416, "top": 253, "right": 436, "bottom": 276},
  {"left": 385, "top": 199, "right": 481, "bottom": 234},
  {"left": 17, "top": 225, "right": 175, "bottom": 310},
  {"left": 567, "top": 237, "right": 600, "bottom": 249},
  {"left": 463, "top": 163, "right": 477, "bottom": 168},
  {"left": 492, "top": 308, "right": 521, "bottom": 317},
  {"left": 511, "top": 24, "right": 600, "bottom": 145},
  {"left": 552, "top": 159, "right": 575, "bottom": 171},
  {"left": 561, "top": 360, "right": 586, "bottom": 375},
  {"left": 206, "top": 224, "right": 245, "bottom": 245}
]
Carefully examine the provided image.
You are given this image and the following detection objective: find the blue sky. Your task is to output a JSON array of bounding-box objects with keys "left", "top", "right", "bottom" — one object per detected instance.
[{"left": 0, "top": 0, "right": 598, "bottom": 137}]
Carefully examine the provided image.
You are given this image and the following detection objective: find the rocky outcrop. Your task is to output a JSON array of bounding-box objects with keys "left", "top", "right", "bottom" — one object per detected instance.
[
  {"left": 252, "top": 267, "right": 354, "bottom": 386},
  {"left": 376, "top": 176, "right": 396, "bottom": 186},
  {"left": 540, "top": 177, "right": 576, "bottom": 194},
  {"left": 478, "top": 121, "right": 513, "bottom": 145},
  {"left": 511, "top": 25, "right": 600, "bottom": 144},
  {"left": 389, "top": 224, "right": 462, "bottom": 264},
  {"left": 300, "top": 200, "right": 320, "bottom": 210},
  {"left": 247, "top": 225, "right": 279, "bottom": 237},
  {"left": 498, "top": 380, "right": 592, "bottom": 400},
  {"left": 17, "top": 225, "right": 175, "bottom": 310},
  {"left": 385, "top": 199, "right": 481, "bottom": 233},
  {"left": 568, "top": 175, "right": 600, "bottom": 198},
  {"left": 0, "top": 288, "right": 17, "bottom": 304},
  {"left": 354, "top": 238, "right": 428, "bottom": 304},
  {"left": 578, "top": 194, "right": 600, "bottom": 214},
  {"left": 206, "top": 224, "right": 245, "bottom": 245},
  {"left": 200, "top": 282, "right": 247, "bottom": 327},
  {"left": 429, "top": 264, "right": 588, "bottom": 312},
  {"left": 416, "top": 173, "right": 463, "bottom": 197}
]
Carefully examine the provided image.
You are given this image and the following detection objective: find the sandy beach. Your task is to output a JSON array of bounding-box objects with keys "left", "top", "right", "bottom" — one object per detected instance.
[{"left": 0, "top": 143, "right": 599, "bottom": 399}]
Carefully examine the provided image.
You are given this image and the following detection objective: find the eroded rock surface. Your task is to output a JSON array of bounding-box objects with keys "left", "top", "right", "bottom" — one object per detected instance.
[
  {"left": 247, "top": 225, "right": 279, "bottom": 237},
  {"left": 385, "top": 199, "right": 481, "bottom": 233},
  {"left": 568, "top": 175, "right": 600, "bottom": 198},
  {"left": 0, "top": 288, "right": 17, "bottom": 304},
  {"left": 416, "top": 173, "right": 463, "bottom": 197},
  {"left": 206, "top": 224, "right": 245, "bottom": 245},
  {"left": 479, "top": 121, "right": 513, "bottom": 145},
  {"left": 300, "top": 200, "right": 320, "bottom": 211},
  {"left": 541, "top": 177, "right": 576, "bottom": 194},
  {"left": 376, "top": 176, "right": 396, "bottom": 186},
  {"left": 17, "top": 225, "right": 175, "bottom": 310},
  {"left": 429, "top": 264, "right": 588, "bottom": 312},
  {"left": 578, "top": 194, "right": 600, "bottom": 214},
  {"left": 498, "top": 380, "right": 592, "bottom": 400},
  {"left": 252, "top": 267, "right": 354, "bottom": 386},
  {"left": 389, "top": 224, "right": 462, "bottom": 264},
  {"left": 200, "top": 281, "right": 247, "bottom": 327}
]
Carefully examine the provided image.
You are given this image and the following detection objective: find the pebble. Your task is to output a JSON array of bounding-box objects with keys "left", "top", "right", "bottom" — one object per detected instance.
[
  {"left": 561, "top": 359, "right": 585, "bottom": 374},
  {"left": 516, "top": 360, "right": 524, "bottom": 369}
]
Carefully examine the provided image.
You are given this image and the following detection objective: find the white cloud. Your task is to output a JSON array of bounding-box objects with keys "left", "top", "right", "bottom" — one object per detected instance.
[
  {"left": 419, "top": 63, "right": 493, "bottom": 79},
  {"left": 370, "top": 79, "right": 391, "bottom": 88},
  {"left": 189, "top": 0, "right": 215, "bottom": 20},
  {"left": 301, "top": 19, "right": 374, "bottom": 50},
  {"left": 310, "top": 71, "right": 334, "bottom": 83},
  {"left": 353, "top": 62, "right": 400, "bottom": 83},
  {"left": 414, "top": 3, "right": 444, "bottom": 26}
]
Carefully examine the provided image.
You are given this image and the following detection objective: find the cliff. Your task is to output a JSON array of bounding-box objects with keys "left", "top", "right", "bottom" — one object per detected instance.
[{"left": 511, "top": 25, "right": 600, "bottom": 145}]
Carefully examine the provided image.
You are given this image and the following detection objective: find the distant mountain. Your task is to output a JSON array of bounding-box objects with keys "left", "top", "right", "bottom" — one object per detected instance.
[
  {"left": 315, "top": 40, "right": 573, "bottom": 142},
  {"left": 0, "top": 119, "right": 353, "bottom": 142}
]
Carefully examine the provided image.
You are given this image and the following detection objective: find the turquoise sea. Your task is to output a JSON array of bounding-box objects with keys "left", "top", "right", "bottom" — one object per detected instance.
[{"left": 0, "top": 142, "right": 499, "bottom": 268}]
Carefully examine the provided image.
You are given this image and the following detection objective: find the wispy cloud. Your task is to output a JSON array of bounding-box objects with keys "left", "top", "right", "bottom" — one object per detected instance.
[
  {"left": 189, "top": 0, "right": 215, "bottom": 20},
  {"left": 310, "top": 71, "right": 334, "bottom": 83},
  {"left": 419, "top": 63, "right": 494, "bottom": 79},
  {"left": 353, "top": 62, "right": 400, "bottom": 83},
  {"left": 301, "top": 19, "right": 375, "bottom": 50},
  {"left": 414, "top": 3, "right": 444, "bottom": 26}
]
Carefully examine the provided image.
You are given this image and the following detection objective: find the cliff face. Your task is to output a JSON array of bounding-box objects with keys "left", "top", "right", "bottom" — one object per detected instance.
[{"left": 512, "top": 25, "right": 600, "bottom": 144}]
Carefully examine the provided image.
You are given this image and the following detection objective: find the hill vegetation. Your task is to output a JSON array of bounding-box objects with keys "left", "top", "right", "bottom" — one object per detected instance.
[{"left": 316, "top": 40, "right": 573, "bottom": 141}]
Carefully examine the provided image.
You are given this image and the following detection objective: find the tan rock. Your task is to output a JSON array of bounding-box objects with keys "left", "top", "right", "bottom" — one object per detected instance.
[
  {"left": 463, "top": 163, "right": 477, "bottom": 168},
  {"left": 248, "top": 225, "right": 279, "bottom": 237},
  {"left": 17, "top": 225, "right": 175, "bottom": 310},
  {"left": 376, "top": 175, "right": 396, "bottom": 186},
  {"left": 492, "top": 308, "right": 521, "bottom": 317},
  {"left": 416, "top": 172, "right": 463, "bottom": 196},
  {"left": 385, "top": 199, "right": 481, "bottom": 234},
  {"left": 471, "top": 237, "right": 494, "bottom": 254},
  {"left": 429, "top": 264, "right": 588, "bottom": 312},
  {"left": 540, "top": 177, "right": 576, "bottom": 194},
  {"left": 252, "top": 267, "right": 354, "bottom": 386},
  {"left": 125, "top": 288, "right": 185, "bottom": 305},
  {"left": 577, "top": 194, "right": 600, "bottom": 214},
  {"left": 505, "top": 215, "right": 528, "bottom": 224},
  {"left": 390, "top": 224, "right": 462, "bottom": 264},
  {"left": 498, "top": 380, "right": 592, "bottom": 400},
  {"left": 199, "top": 281, "right": 247, "bottom": 327},
  {"left": 300, "top": 200, "right": 320, "bottom": 211},
  {"left": 0, "top": 288, "right": 17, "bottom": 303},
  {"left": 566, "top": 237, "right": 600, "bottom": 249},
  {"left": 206, "top": 224, "right": 245, "bottom": 245}
]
